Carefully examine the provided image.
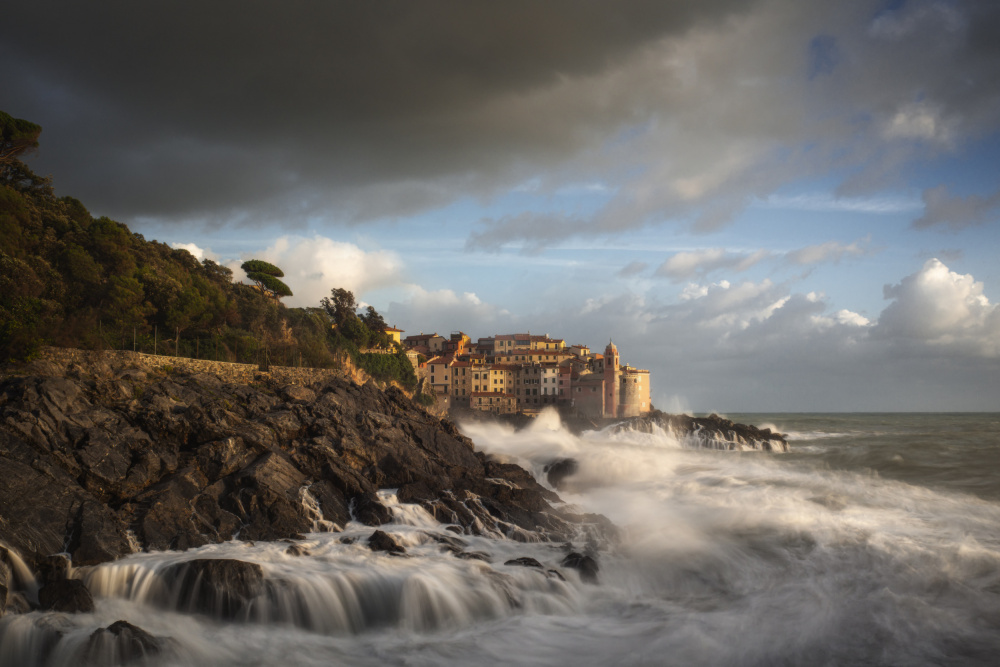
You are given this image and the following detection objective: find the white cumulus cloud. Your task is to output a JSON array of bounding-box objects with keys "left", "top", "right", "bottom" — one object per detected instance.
[
  {"left": 872, "top": 258, "right": 1000, "bottom": 356},
  {"left": 230, "top": 235, "right": 404, "bottom": 308}
]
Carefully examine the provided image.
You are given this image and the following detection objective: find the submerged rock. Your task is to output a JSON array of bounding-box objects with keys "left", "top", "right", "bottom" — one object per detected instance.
[
  {"left": 504, "top": 557, "right": 544, "bottom": 569},
  {"left": 543, "top": 458, "right": 579, "bottom": 490},
  {"left": 455, "top": 551, "right": 492, "bottom": 563},
  {"left": 368, "top": 530, "right": 406, "bottom": 554},
  {"left": 84, "top": 620, "right": 163, "bottom": 664},
  {"left": 161, "top": 559, "right": 264, "bottom": 619},
  {"left": 561, "top": 552, "right": 599, "bottom": 584},
  {"left": 614, "top": 411, "right": 788, "bottom": 452}
]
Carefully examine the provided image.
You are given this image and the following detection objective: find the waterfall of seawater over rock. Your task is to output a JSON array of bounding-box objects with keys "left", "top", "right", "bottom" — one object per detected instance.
[{"left": 2, "top": 410, "right": 1000, "bottom": 666}]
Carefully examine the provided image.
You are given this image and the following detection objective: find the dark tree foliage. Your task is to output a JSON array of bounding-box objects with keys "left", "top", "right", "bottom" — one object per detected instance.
[
  {"left": 360, "top": 305, "right": 387, "bottom": 336},
  {"left": 0, "top": 111, "right": 50, "bottom": 194},
  {"left": 241, "top": 259, "right": 292, "bottom": 300},
  {"left": 0, "top": 111, "right": 41, "bottom": 171},
  {"left": 321, "top": 287, "right": 357, "bottom": 327},
  {"left": 0, "top": 109, "right": 417, "bottom": 387}
]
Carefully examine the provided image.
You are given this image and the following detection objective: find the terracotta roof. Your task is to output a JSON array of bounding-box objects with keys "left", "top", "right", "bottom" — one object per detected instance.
[
  {"left": 499, "top": 348, "right": 571, "bottom": 357},
  {"left": 384, "top": 326, "right": 404, "bottom": 332}
]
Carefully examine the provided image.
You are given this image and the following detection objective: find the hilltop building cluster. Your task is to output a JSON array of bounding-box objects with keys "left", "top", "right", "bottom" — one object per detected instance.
[{"left": 401, "top": 331, "right": 651, "bottom": 418}]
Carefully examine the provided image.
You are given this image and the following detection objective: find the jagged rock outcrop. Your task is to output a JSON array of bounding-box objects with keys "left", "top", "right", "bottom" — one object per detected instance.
[
  {"left": 0, "top": 356, "right": 614, "bottom": 571},
  {"left": 367, "top": 530, "right": 405, "bottom": 554},
  {"left": 561, "top": 552, "right": 599, "bottom": 584},
  {"left": 614, "top": 410, "right": 788, "bottom": 452},
  {"left": 83, "top": 620, "right": 164, "bottom": 665}
]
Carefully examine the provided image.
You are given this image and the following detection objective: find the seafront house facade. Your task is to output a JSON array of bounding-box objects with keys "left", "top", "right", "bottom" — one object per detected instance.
[{"left": 418, "top": 332, "right": 651, "bottom": 419}]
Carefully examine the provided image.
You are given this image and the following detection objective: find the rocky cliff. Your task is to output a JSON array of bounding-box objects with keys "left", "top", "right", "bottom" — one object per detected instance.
[{"left": 0, "top": 354, "right": 610, "bottom": 578}]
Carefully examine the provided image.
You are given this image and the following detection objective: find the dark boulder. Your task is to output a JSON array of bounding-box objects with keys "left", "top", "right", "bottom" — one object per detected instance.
[
  {"left": 543, "top": 458, "right": 579, "bottom": 490},
  {"left": 561, "top": 552, "right": 599, "bottom": 584},
  {"left": 367, "top": 530, "right": 405, "bottom": 554},
  {"left": 455, "top": 551, "right": 492, "bottom": 563},
  {"left": 84, "top": 620, "right": 163, "bottom": 664},
  {"left": 504, "top": 557, "right": 544, "bottom": 569}
]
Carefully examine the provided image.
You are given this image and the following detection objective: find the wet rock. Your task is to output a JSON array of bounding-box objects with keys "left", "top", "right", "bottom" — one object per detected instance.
[
  {"left": 546, "top": 569, "right": 566, "bottom": 581},
  {"left": 504, "top": 557, "right": 544, "bottom": 569},
  {"left": 424, "top": 531, "right": 469, "bottom": 552},
  {"left": 285, "top": 544, "right": 310, "bottom": 557},
  {"left": 455, "top": 551, "right": 493, "bottom": 563},
  {"left": 161, "top": 559, "right": 263, "bottom": 619},
  {"left": 353, "top": 495, "right": 392, "bottom": 526},
  {"left": 38, "top": 579, "right": 95, "bottom": 613},
  {"left": 1, "top": 362, "right": 616, "bottom": 566},
  {"left": 1, "top": 546, "right": 35, "bottom": 617},
  {"left": 483, "top": 570, "right": 522, "bottom": 609},
  {"left": 226, "top": 453, "right": 314, "bottom": 541},
  {"left": 0, "top": 555, "right": 10, "bottom": 617},
  {"left": 368, "top": 530, "right": 405, "bottom": 554},
  {"left": 36, "top": 554, "right": 72, "bottom": 585},
  {"left": 614, "top": 410, "right": 788, "bottom": 452},
  {"left": 561, "top": 552, "right": 599, "bottom": 584},
  {"left": 543, "top": 458, "right": 579, "bottom": 490},
  {"left": 84, "top": 620, "right": 163, "bottom": 664}
]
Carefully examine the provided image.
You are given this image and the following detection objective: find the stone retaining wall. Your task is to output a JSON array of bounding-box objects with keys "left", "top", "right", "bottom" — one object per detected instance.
[{"left": 34, "top": 347, "right": 351, "bottom": 387}]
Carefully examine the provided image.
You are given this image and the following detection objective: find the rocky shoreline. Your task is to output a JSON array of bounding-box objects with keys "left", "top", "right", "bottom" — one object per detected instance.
[
  {"left": 1, "top": 351, "right": 783, "bottom": 625},
  {"left": 456, "top": 408, "right": 788, "bottom": 452},
  {"left": 0, "top": 353, "right": 613, "bottom": 618}
]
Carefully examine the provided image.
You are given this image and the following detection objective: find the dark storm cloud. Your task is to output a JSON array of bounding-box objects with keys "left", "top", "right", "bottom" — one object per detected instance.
[
  {"left": 2, "top": 0, "right": 749, "bottom": 224},
  {"left": 912, "top": 184, "right": 1000, "bottom": 230}
]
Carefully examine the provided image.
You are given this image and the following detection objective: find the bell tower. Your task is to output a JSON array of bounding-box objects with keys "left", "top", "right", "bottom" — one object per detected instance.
[{"left": 604, "top": 340, "right": 619, "bottom": 418}]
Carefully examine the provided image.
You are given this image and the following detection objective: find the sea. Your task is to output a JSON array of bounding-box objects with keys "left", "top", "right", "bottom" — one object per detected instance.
[{"left": 2, "top": 411, "right": 999, "bottom": 666}]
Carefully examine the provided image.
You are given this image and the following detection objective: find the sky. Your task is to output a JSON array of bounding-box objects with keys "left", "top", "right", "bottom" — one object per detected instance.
[{"left": 3, "top": 0, "right": 1000, "bottom": 411}]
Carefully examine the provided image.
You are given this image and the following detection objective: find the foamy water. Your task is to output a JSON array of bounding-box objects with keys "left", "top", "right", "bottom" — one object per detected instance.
[{"left": 2, "top": 411, "right": 999, "bottom": 666}]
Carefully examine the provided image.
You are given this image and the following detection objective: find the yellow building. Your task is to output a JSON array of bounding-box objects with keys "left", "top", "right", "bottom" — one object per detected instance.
[
  {"left": 470, "top": 392, "right": 517, "bottom": 414},
  {"left": 384, "top": 326, "right": 404, "bottom": 344}
]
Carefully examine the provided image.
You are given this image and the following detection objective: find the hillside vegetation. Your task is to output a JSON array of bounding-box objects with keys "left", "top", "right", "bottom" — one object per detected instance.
[{"left": 0, "top": 110, "right": 415, "bottom": 388}]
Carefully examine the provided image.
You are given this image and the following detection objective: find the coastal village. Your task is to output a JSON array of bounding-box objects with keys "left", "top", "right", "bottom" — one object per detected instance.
[{"left": 391, "top": 329, "right": 652, "bottom": 418}]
